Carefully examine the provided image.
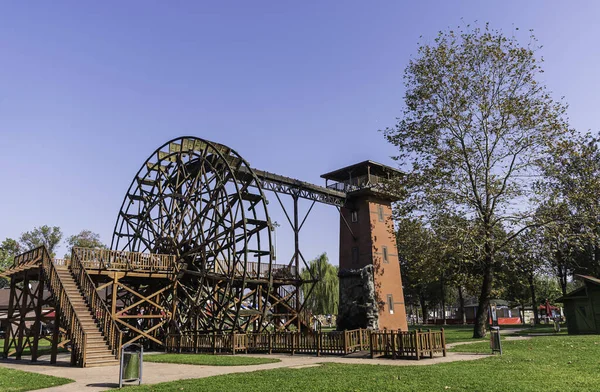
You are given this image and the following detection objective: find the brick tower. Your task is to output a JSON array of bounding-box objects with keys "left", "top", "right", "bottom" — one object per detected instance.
[{"left": 322, "top": 161, "right": 408, "bottom": 331}]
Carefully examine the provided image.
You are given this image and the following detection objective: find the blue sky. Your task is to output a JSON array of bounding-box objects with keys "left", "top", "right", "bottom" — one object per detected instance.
[{"left": 1, "top": 1, "right": 599, "bottom": 262}]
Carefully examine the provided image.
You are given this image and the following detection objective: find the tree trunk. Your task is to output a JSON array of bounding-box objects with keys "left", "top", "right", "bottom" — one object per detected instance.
[
  {"left": 529, "top": 273, "right": 539, "bottom": 325},
  {"left": 419, "top": 294, "right": 428, "bottom": 325},
  {"left": 558, "top": 268, "right": 568, "bottom": 296},
  {"left": 519, "top": 302, "right": 525, "bottom": 324},
  {"left": 473, "top": 262, "right": 493, "bottom": 338},
  {"left": 441, "top": 276, "right": 447, "bottom": 325},
  {"left": 458, "top": 286, "right": 467, "bottom": 325},
  {"left": 555, "top": 250, "right": 568, "bottom": 296}
]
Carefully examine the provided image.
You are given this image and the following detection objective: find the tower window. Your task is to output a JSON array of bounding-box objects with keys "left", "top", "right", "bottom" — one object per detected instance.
[
  {"left": 387, "top": 294, "right": 394, "bottom": 313},
  {"left": 351, "top": 210, "right": 358, "bottom": 223},
  {"left": 352, "top": 247, "right": 359, "bottom": 264},
  {"left": 378, "top": 205, "right": 384, "bottom": 222},
  {"left": 383, "top": 246, "right": 389, "bottom": 263}
]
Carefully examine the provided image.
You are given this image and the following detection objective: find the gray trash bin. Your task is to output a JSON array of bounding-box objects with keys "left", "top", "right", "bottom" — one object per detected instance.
[{"left": 119, "top": 343, "right": 143, "bottom": 388}]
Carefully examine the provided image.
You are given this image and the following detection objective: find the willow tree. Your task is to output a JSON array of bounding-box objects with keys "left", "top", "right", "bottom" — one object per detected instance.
[
  {"left": 301, "top": 253, "right": 339, "bottom": 315},
  {"left": 384, "top": 24, "right": 569, "bottom": 337}
]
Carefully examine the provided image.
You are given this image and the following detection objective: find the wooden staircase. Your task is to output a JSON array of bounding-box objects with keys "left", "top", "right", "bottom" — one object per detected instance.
[{"left": 55, "top": 266, "right": 119, "bottom": 367}]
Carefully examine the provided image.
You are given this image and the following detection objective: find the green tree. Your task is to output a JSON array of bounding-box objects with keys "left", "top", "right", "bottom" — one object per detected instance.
[
  {"left": 65, "top": 230, "right": 106, "bottom": 258},
  {"left": 500, "top": 229, "right": 547, "bottom": 324},
  {"left": 301, "top": 253, "right": 339, "bottom": 315},
  {"left": 19, "top": 225, "right": 63, "bottom": 257},
  {"left": 535, "top": 274, "right": 562, "bottom": 306},
  {"left": 384, "top": 24, "right": 569, "bottom": 337},
  {"left": 0, "top": 238, "right": 21, "bottom": 288},
  {"left": 537, "top": 132, "right": 600, "bottom": 287},
  {"left": 0, "top": 238, "right": 21, "bottom": 267},
  {"left": 396, "top": 218, "right": 441, "bottom": 323}
]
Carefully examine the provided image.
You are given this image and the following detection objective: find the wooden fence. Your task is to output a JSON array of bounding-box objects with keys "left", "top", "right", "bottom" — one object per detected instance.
[
  {"left": 166, "top": 328, "right": 444, "bottom": 360},
  {"left": 370, "top": 329, "right": 446, "bottom": 360}
]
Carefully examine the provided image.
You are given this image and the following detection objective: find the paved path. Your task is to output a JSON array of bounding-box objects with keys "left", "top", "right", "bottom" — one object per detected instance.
[{"left": 0, "top": 351, "right": 491, "bottom": 391}]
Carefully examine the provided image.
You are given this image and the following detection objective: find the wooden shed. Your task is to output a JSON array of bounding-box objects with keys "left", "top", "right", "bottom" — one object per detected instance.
[{"left": 558, "top": 275, "right": 600, "bottom": 334}]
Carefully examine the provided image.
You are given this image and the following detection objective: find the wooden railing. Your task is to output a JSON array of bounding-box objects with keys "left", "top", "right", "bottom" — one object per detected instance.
[
  {"left": 370, "top": 329, "right": 446, "bottom": 360},
  {"left": 52, "top": 258, "right": 70, "bottom": 267},
  {"left": 73, "top": 247, "right": 176, "bottom": 273},
  {"left": 232, "top": 332, "right": 248, "bottom": 354},
  {"left": 167, "top": 329, "right": 445, "bottom": 360},
  {"left": 166, "top": 332, "right": 235, "bottom": 354},
  {"left": 345, "top": 328, "right": 369, "bottom": 352},
  {"left": 213, "top": 259, "right": 297, "bottom": 279},
  {"left": 13, "top": 246, "right": 45, "bottom": 266},
  {"left": 326, "top": 174, "right": 387, "bottom": 193},
  {"left": 71, "top": 248, "right": 123, "bottom": 359},
  {"left": 38, "top": 246, "right": 88, "bottom": 366},
  {"left": 166, "top": 329, "right": 370, "bottom": 356}
]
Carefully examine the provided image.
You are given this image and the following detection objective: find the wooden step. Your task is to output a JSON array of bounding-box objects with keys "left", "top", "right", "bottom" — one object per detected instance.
[
  {"left": 86, "top": 359, "right": 119, "bottom": 367},
  {"left": 86, "top": 348, "right": 111, "bottom": 354},
  {"left": 87, "top": 343, "right": 111, "bottom": 350},
  {"left": 86, "top": 350, "right": 114, "bottom": 358},
  {"left": 86, "top": 356, "right": 116, "bottom": 365},
  {"left": 86, "top": 336, "right": 107, "bottom": 342}
]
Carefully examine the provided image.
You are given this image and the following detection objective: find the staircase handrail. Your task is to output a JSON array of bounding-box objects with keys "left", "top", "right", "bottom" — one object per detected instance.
[
  {"left": 71, "top": 247, "right": 123, "bottom": 358},
  {"left": 13, "top": 245, "right": 45, "bottom": 267},
  {"left": 38, "top": 246, "right": 88, "bottom": 366}
]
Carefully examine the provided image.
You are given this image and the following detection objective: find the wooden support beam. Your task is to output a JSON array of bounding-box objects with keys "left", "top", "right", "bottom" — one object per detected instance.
[
  {"left": 4, "top": 276, "right": 16, "bottom": 358},
  {"left": 16, "top": 274, "right": 30, "bottom": 360},
  {"left": 31, "top": 269, "right": 45, "bottom": 361},
  {"left": 50, "top": 304, "right": 60, "bottom": 364}
]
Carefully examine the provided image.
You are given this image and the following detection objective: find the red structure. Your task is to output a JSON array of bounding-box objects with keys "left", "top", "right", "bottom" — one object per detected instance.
[{"left": 322, "top": 161, "right": 408, "bottom": 331}]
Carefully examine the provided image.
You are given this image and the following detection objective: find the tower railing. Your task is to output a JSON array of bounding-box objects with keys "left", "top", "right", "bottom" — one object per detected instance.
[{"left": 326, "top": 174, "right": 386, "bottom": 193}]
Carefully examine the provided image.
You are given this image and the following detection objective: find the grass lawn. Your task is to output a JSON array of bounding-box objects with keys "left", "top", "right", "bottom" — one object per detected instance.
[
  {"left": 0, "top": 367, "right": 73, "bottom": 391},
  {"left": 144, "top": 353, "right": 281, "bottom": 366},
  {"left": 510, "top": 323, "right": 568, "bottom": 336},
  {"left": 0, "top": 338, "right": 68, "bottom": 358},
  {"left": 408, "top": 324, "right": 486, "bottom": 344},
  {"left": 122, "top": 335, "right": 600, "bottom": 391}
]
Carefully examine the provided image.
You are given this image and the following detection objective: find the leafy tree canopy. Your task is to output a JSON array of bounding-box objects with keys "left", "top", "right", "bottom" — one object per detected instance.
[
  {"left": 384, "top": 24, "right": 570, "bottom": 337},
  {"left": 19, "top": 225, "right": 63, "bottom": 257},
  {"left": 0, "top": 238, "right": 21, "bottom": 288},
  {"left": 65, "top": 230, "right": 106, "bottom": 258}
]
